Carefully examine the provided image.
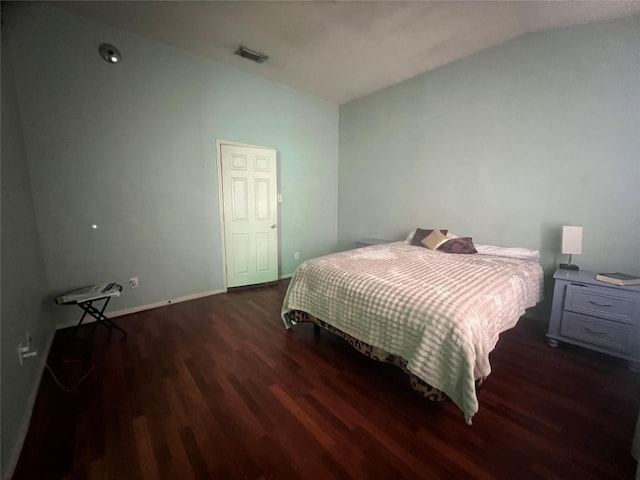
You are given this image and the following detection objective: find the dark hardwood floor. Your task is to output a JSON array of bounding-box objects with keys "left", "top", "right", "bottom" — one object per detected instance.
[{"left": 12, "top": 280, "right": 639, "bottom": 479}]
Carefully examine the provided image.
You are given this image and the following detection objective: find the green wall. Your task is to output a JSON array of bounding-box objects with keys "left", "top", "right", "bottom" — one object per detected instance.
[
  {"left": 1, "top": 16, "right": 56, "bottom": 478},
  {"left": 2, "top": 4, "right": 338, "bottom": 475},
  {"left": 5, "top": 3, "right": 339, "bottom": 328},
  {"left": 339, "top": 16, "right": 640, "bottom": 286}
]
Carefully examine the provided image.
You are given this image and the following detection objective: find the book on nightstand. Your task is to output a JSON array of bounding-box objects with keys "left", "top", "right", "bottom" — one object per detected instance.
[{"left": 595, "top": 272, "right": 640, "bottom": 286}]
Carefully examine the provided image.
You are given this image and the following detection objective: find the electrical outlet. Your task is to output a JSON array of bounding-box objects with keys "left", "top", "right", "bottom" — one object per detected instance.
[
  {"left": 18, "top": 342, "right": 37, "bottom": 367},
  {"left": 294, "top": 252, "right": 300, "bottom": 260},
  {"left": 129, "top": 277, "right": 139, "bottom": 288},
  {"left": 18, "top": 344, "right": 25, "bottom": 367}
]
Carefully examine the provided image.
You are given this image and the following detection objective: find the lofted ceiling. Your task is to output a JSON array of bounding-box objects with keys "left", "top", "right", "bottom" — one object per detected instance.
[{"left": 57, "top": 1, "right": 640, "bottom": 105}]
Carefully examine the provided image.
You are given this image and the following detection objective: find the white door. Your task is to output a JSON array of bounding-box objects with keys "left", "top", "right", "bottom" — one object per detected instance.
[{"left": 220, "top": 143, "right": 278, "bottom": 288}]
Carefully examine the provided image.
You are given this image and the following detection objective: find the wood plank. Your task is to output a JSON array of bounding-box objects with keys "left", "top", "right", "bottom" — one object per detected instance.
[{"left": 11, "top": 280, "right": 639, "bottom": 479}]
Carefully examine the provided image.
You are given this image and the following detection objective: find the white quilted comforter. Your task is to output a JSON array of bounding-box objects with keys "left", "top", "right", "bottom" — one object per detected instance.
[{"left": 281, "top": 241, "right": 544, "bottom": 423}]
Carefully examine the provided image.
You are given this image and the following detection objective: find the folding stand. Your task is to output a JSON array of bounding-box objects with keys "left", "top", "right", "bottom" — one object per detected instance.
[{"left": 56, "top": 283, "right": 126, "bottom": 345}]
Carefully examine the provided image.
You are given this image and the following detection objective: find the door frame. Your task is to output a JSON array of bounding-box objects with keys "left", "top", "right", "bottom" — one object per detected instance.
[{"left": 216, "top": 139, "right": 279, "bottom": 289}]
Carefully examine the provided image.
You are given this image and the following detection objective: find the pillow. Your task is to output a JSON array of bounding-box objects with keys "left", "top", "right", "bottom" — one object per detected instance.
[
  {"left": 404, "top": 228, "right": 417, "bottom": 243},
  {"left": 406, "top": 228, "right": 458, "bottom": 243},
  {"left": 438, "top": 237, "right": 478, "bottom": 254},
  {"left": 475, "top": 244, "right": 540, "bottom": 260},
  {"left": 420, "top": 229, "right": 448, "bottom": 250},
  {"left": 410, "top": 228, "right": 448, "bottom": 246}
]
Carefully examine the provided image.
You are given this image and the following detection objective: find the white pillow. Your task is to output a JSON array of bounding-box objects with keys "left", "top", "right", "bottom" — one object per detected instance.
[
  {"left": 475, "top": 244, "right": 540, "bottom": 261},
  {"left": 404, "top": 228, "right": 417, "bottom": 243}
]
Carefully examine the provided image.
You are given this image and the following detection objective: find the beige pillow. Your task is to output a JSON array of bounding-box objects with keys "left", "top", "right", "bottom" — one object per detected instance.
[
  {"left": 410, "top": 228, "right": 448, "bottom": 246},
  {"left": 421, "top": 229, "right": 448, "bottom": 250}
]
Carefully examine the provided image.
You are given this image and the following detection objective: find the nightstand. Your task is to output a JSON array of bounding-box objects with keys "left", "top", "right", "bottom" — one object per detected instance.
[
  {"left": 546, "top": 268, "right": 640, "bottom": 371},
  {"left": 355, "top": 238, "right": 393, "bottom": 248}
]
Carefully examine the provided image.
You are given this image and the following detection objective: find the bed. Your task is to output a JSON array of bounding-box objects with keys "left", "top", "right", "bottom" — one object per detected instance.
[{"left": 281, "top": 237, "right": 544, "bottom": 423}]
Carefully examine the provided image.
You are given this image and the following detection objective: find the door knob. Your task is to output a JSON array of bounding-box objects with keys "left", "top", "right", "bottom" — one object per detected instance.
[{"left": 270, "top": 224, "right": 277, "bottom": 229}]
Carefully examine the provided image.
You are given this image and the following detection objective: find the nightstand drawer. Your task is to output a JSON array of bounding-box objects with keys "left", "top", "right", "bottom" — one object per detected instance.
[
  {"left": 560, "top": 311, "right": 633, "bottom": 354},
  {"left": 565, "top": 284, "right": 637, "bottom": 324}
]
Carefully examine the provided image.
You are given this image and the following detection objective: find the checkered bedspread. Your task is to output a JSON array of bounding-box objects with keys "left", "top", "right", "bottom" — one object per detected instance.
[{"left": 281, "top": 242, "right": 544, "bottom": 423}]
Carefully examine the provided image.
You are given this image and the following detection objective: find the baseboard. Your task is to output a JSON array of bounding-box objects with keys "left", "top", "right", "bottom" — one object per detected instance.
[
  {"left": 55, "top": 289, "right": 226, "bottom": 329},
  {"left": 54, "top": 278, "right": 291, "bottom": 330},
  {"left": 3, "top": 329, "right": 56, "bottom": 480},
  {"left": 109, "top": 289, "right": 227, "bottom": 318}
]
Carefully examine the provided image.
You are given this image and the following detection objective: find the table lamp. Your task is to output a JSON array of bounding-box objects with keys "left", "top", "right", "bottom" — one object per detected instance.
[{"left": 559, "top": 225, "right": 582, "bottom": 271}]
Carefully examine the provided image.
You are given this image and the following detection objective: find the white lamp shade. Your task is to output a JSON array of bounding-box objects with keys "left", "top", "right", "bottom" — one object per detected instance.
[{"left": 562, "top": 226, "right": 583, "bottom": 255}]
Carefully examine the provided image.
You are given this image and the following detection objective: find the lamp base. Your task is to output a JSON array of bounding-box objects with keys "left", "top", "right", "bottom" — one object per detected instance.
[{"left": 559, "top": 263, "right": 579, "bottom": 271}]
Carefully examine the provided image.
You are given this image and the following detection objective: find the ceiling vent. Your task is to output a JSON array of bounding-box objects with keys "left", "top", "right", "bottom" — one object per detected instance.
[{"left": 234, "top": 45, "right": 269, "bottom": 64}]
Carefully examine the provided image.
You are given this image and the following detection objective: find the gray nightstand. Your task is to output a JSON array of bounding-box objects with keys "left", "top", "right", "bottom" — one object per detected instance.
[
  {"left": 355, "top": 238, "right": 393, "bottom": 248},
  {"left": 546, "top": 268, "right": 640, "bottom": 371}
]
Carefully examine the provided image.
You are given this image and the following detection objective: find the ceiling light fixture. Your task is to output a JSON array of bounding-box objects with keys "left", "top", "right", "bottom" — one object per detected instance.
[
  {"left": 99, "top": 43, "right": 121, "bottom": 64},
  {"left": 234, "top": 45, "right": 269, "bottom": 64}
]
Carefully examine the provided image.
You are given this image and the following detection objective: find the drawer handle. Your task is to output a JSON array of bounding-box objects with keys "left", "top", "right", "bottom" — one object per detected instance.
[
  {"left": 584, "top": 327, "right": 607, "bottom": 335},
  {"left": 588, "top": 300, "right": 612, "bottom": 307}
]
